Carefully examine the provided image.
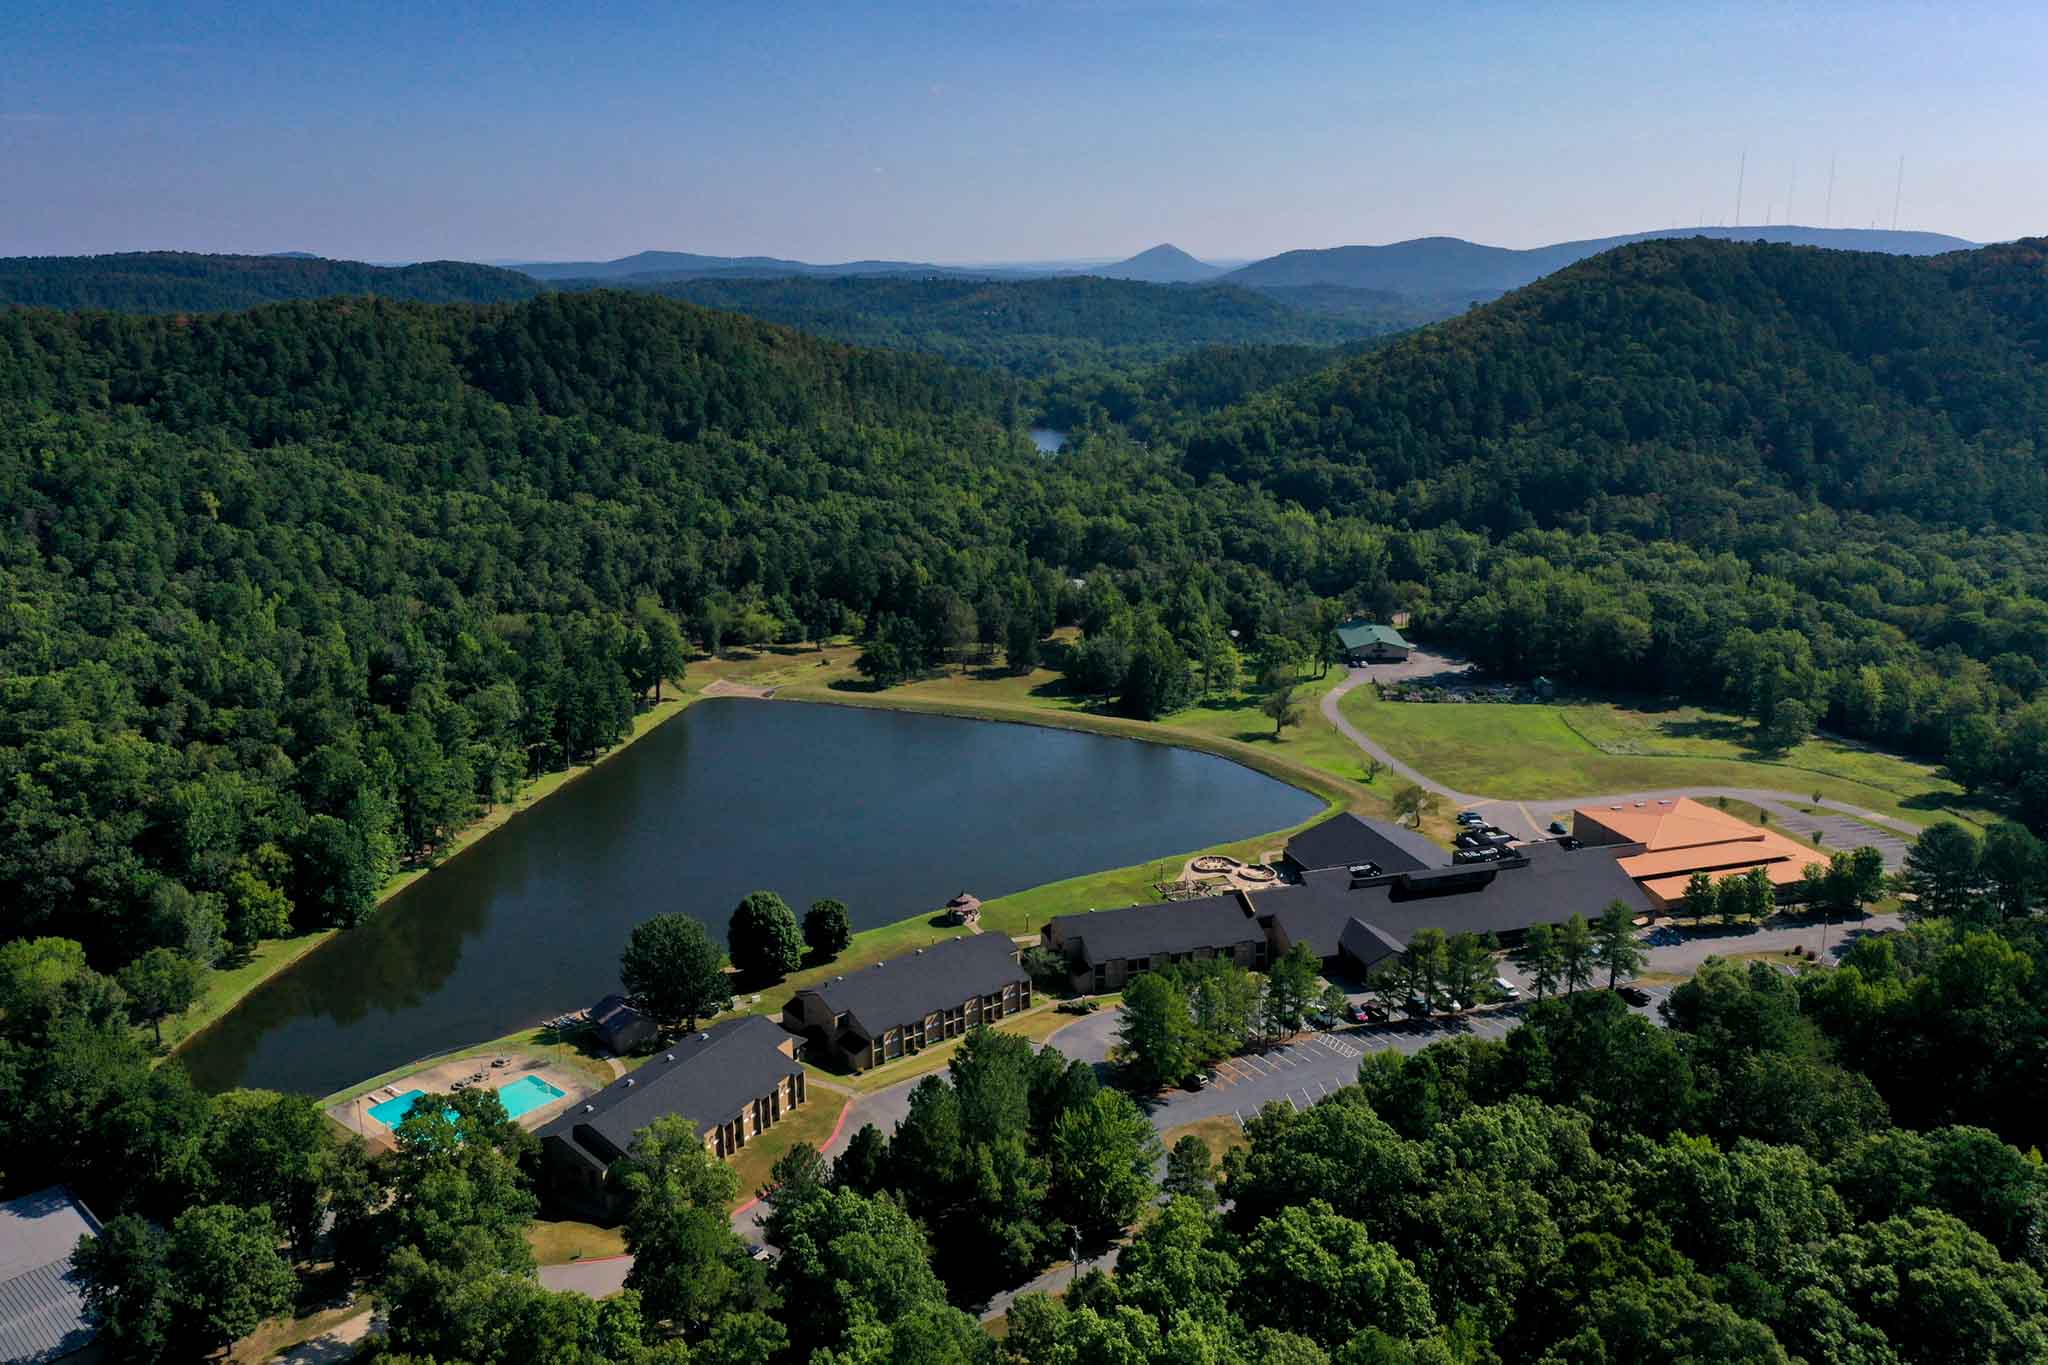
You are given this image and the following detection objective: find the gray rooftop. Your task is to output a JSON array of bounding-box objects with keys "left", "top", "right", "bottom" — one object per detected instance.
[
  {"left": 538, "top": 1014, "right": 801, "bottom": 1169},
  {"left": 1258, "top": 838, "right": 1650, "bottom": 962},
  {"left": 0, "top": 1187, "right": 99, "bottom": 1364},
  {"left": 1282, "top": 813, "right": 1442, "bottom": 874},
  {"left": 802, "top": 932, "right": 1026, "bottom": 1038},
  {"left": 1048, "top": 893, "right": 1262, "bottom": 966}
]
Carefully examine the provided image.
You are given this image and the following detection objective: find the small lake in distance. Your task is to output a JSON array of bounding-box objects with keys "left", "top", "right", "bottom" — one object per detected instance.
[
  {"left": 179, "top": 698, "right": 1322, "bottom": 1095},
  {"left": 1028, "top": 427, "right": 1067, "bottom": 453}
]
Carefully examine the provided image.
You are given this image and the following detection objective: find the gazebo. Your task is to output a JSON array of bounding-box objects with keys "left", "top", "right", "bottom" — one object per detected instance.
[{"left": 942, "top": 892, "right": 982, "bottom": 927}]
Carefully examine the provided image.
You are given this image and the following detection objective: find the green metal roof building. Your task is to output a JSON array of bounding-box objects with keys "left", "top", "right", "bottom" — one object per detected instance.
[{"left": 1333, "top": 619, "right": 1412, "bottom": 663}]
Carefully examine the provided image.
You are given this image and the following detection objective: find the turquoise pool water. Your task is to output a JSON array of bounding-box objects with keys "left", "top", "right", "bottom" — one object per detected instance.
[
  {"left": 367, "top": 1088, "right": 426, "bottom": 1127},
  {"left": 496, "top": 1074, "right": 567, "bottom": 1119},
  {"left": 364, "top": 1075, "right": 564, "bottom": 1129}
]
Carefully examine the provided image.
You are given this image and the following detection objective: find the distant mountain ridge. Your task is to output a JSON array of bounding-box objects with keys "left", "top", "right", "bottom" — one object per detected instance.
[
  {"left": 0, "top": 251, "right": 541, "bottom": 313},
  {"left": 511, "top": 250, "right": 1041, "bottom": 284},
  {"left": 1085, "top": 244, "right": 1224, "bottom": 284},
  {"left": 1223, "top": 225, "right": 1977, "bottom": 296}
]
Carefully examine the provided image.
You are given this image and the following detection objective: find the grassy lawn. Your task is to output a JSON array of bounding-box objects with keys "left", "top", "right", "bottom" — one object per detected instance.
[
  {"left": 1162, "top": 1114, "right": 1249, "bottom": 1164},
  {"left": 802, "top": 1001, "right": 1107, "bottom": 1095},
  {"left": 163, "top": 929, "right": 336, "bottom": 1053},
  {"left": 528, "top": 1219, "right": 628, "bottom": 1265},
  {"left": 1339, "top": 688, "right": 1989, "bottom": 830},
  {"left": 320, "top": 1024, "right": 618, "bottom": 1108},
  {"left": 726, "top": 1089, "right": 852, "bottom": 1208}
]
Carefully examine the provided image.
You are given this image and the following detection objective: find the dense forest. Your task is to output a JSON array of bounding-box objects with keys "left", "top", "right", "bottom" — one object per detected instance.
[
  {"left": 630, "top": 274, "right": 1400, "bottom": 377},
  {"left": 0, "top": 252, "right": 544, "bottom": 312},
  {"left": 5, "top": 231, "right": 2048, "bottom": 1359},
  {"left": 8, "top": 239, "right": 2048, "bottom": 1019},
  {"left": 19, "top": 896, "right": 2047, "bottom": 1361}
]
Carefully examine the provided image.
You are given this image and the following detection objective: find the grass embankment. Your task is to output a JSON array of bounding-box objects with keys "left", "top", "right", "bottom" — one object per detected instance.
[
  {"left": 1339, "top": 688, "right": 1987, "bottom": 831},
  {"left": 167, "top": 695, "right": 695, "bottom": 1056}
]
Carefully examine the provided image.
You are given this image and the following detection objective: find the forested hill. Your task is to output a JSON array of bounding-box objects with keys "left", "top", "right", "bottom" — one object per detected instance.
[
  {"left": 630, "top": 273, "right": 1400, "bottom": 376},
  {"left": 0, "top": 290, "right": 1030, "bottom": 975},
  {"left": 1186, "top": 236, "right": 2048, "bottom": 533},
  {"left": 0, "top": 251, "right": 544, "bottom": 313}
]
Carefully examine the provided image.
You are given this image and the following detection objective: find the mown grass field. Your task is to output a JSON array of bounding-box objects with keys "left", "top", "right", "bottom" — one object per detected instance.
[
  {"left": 1162, "top": 1114, "right": 1249, "bottom": 1164},
  {"left": 725, "top": 1088, "right": 850, "bottom": 1208},
  {"left": 527, "top": 1219, "right": 628, "bottom": 1265},
  {"left": 1338, "top": 687, "right": 1991, "bottom": 830}
]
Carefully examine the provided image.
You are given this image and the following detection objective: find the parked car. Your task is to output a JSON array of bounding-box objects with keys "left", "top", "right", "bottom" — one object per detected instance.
[
  {"left": 1617, "top": 985, "right": 1652, "bottom": 1007},
  {"left": 1457, "top": 810, "right": 1485, "bottom": 825},
  {"left": 1183, "top": 1071, "right": 1209, "bottom": 1091},
  {"left": 1492, "top": 976, "right": 1521, "bottom": 1001},
  {"left": 1548, "top": 819, "right": 1569, "bottom": 835}
]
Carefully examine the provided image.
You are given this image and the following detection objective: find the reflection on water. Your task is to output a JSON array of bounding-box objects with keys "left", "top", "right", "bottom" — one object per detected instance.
[
  {"left": 179, "top": 698, "right": 1320, "bottom": 1095},
  {"left": 1028, "top": 427, "right": 1067, "bottom": 453}
]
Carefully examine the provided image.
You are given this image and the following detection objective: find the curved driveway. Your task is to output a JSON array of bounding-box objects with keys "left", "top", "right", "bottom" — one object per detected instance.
[{"left": 1321, "top": 668, "right": 1921, "bottom": 866}]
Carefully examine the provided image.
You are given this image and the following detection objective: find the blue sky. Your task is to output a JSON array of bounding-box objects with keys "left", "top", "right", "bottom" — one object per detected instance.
[{"left": 5, "top": 1, "right": 2043, "bottom": 262}]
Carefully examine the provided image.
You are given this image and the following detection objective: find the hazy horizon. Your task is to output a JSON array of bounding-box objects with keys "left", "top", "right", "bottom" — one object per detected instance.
[{"left": 6, "top": 1, "right": 2044, "bottom": 262}]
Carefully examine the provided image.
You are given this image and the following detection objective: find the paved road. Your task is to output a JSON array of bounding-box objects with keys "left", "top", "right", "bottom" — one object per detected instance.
[{"left": 1322, "top": 667, "right": 1921, "bottom": 864}]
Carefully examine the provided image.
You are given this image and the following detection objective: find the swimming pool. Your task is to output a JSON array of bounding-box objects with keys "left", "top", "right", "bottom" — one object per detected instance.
[
  {"left": 366, "top": 1088, "right": 427, "bottom": 1127},
  {"left": 496, "top": 1074, "right": 567, "bottom": 1119},
  {"left": 364, "top": 1075, "right": 565, "bottom": 1130}
]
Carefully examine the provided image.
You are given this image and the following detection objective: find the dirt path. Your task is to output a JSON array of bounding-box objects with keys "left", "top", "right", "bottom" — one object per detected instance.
[
  {"left": 700, "top": 679, "right": 776, "bottom": 700},
  {"left": 1322, "top": 668, "right": 1923, "bottom": 862}
]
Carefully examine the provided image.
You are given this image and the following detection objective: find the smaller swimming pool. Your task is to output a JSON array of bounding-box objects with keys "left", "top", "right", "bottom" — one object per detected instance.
[
  {"left": 496, "top": 1074, "right": 567, "bottom": 1120},
  {"left": 367, "top": 1089, "right": 427, "bottom": 1128}
]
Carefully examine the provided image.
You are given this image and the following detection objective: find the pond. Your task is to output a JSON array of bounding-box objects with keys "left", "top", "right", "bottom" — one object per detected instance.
[
  {"left": 179, "top": 698, "right": 1322, "bottom": 1095},
  {"left": 1027, "top": 427, "right": 1067, "bottom": 453}
]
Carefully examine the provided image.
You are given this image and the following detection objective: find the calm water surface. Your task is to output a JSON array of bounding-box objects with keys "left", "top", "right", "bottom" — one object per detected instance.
[
  {"left": 181, "top": 698, "right": 1320, "bottom": 1094},
  {"left": 1027, "top": 427, "right": 1067, "bottom": 453}
]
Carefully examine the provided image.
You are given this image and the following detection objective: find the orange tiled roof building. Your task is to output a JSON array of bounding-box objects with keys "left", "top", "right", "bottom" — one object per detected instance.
[{"left": 1572, "top": 797, "right": 1814, "bottom": 909}]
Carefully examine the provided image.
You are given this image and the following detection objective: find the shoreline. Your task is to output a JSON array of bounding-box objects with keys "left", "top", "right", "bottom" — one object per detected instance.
[
  {"left": 181, "top": 667, "right": 1365, "bottom": 1091},
  {"left": 768, "top": 680, "right": 1374, "bottom": 813},
  {"left": 164, "top": 691, "right": 697, "bottom": 1058}
]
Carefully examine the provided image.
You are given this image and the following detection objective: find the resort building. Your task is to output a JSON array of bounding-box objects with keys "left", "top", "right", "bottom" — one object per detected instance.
[
  {"left": 537, "top": 1014, "right": 805, "bottom": 1222},
  {"left": 782, "top": 932, "right": 1031, "bottom": 1072},
  {"left": 1573, "top": 798, "right": 1814, "bottom": 908},
  {"left": 1332, "top": 618, "right": 1414, "bottom": 665},
  {"left": 1041, "top": 892, "right": 1267, "bottom": 993},
  {"left": 588, "top": 992, "right": 658, "bottom": 1054},
  {"left": 0, "top": 1185, "right": 102, "bottom": 1363},
  {"left": 1254, "top": 837, "right": 1653, "bottom": 976},
  {"left": 1279, "top": 812, "right": 1442, "bottom": 880}
]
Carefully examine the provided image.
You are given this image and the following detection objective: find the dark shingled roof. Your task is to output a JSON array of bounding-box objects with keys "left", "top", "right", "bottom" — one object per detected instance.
[
  {"left": 1049, "top": 893, "right": 1262, "bottom": 967},
  {"left": 1282, "top": 813, "right": 1442, "bottom": 874},
  {"left": 1339, "top": 918, "right": 1406, "bottom": 972},
  {"left": 537, "top": 1014, "right": 800, "bottom": 1170},
  {"left": 1257, "top": 839, "right": 1650, "bottom": 960},
  {"left": 804, "top": 932, "right": 1025, "bottom": 1038},
  {"left": 0, "top": 1186, "right": 100, "bottom": 1364}
]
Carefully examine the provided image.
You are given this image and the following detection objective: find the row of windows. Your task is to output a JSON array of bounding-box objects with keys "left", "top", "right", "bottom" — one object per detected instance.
[
  {"left": 1088, "top": 942, "right": 1264, "bottom": 990},
  {"left": 867, "top": 982, "right": 1031, "bottom": 1067}
]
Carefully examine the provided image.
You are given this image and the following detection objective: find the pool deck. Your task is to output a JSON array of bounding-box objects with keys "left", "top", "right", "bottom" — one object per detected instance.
[{"left": 324, "top": 1052, "right": 591, "bottom": 1152}]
